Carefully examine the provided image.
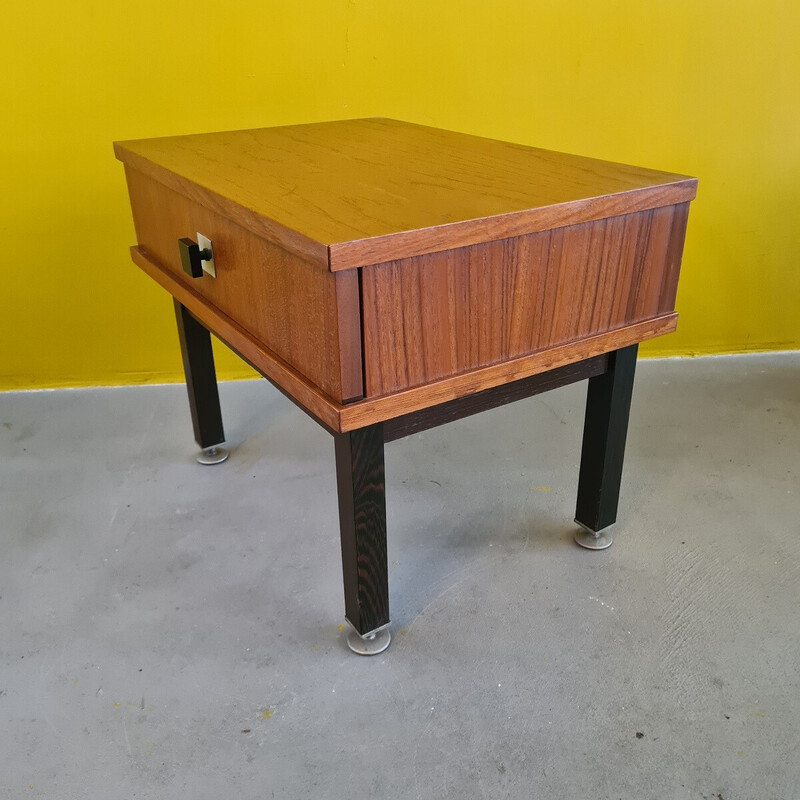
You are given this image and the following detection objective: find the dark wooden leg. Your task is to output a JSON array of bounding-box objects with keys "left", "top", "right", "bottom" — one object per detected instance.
[
  {"left": 174, "top": 299, "right": 225, "bottom": 451},
  {"left": 574, "top": 344, "right": 638, "bottom": 547},
  {"left": 334, "top": 423, "right": 390, "bottom": 647}
]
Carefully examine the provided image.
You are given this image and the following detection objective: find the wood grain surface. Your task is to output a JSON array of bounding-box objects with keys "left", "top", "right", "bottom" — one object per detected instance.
[
  {"left": 129, "top": 245, "right": 344, "bottom": 432},
  {"left": 361, "top": 204, "right": 689, "bottom": 396},
  {"left": 118, "top": 120, "right": 694, "bottom": 432},
  {"left": 128, "top": 246, "right": 676, "bottom": 434},
  {"left": 338, "top": 314, "right": 677, "bottom": 431},
  {"left": 115, "top": 118, "right": 697, "bottom": 270},
  {"left": 125, "top": 167, "right": 363, "bottom": 403},
  {"left": 335, "top": 424, "right": 389, "bottom": 635}
]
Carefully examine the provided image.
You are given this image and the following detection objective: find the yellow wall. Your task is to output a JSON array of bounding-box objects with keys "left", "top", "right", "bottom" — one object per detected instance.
[{"left": 2, "top": 1, "right": 798, "bottom": 389}]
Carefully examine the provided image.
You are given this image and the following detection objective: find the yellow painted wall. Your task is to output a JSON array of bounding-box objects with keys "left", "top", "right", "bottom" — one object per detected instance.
[{"left": 2, "top": 1, "right": 798, "bottom": 389}]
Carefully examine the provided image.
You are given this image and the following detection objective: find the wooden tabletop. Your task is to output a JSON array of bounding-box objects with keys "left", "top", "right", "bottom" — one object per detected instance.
[{"left": 115, "top": 118, "right": 696, "bottom": 271}]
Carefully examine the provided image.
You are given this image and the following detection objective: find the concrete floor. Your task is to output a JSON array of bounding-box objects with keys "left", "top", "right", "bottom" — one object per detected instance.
[{"left": 1, "top": 353, "right": 798, "bottom": 799}]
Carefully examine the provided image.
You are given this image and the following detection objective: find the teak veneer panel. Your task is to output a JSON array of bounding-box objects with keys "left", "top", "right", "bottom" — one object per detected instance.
[
  {"left": 339, "top": 314, "right": 677, "bottom": 431},
  {"left": 114, "top": 118, "right": 697, "bottom": 270},
  {"left": 127, "top": 245, "right": 678, "bottom": 434},
  {"left": 129, "top": 245, "right": 344, "bottom": 432},
  {"left": 361, "top": 204, "right": 689, "bottom": 397},
  {"left": 124, "top": 167, "right": 363, "bottom": 404}
]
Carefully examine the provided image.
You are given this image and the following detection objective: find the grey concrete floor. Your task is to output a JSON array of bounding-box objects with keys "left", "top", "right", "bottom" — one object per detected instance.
[{"left": 1, "top": 353, "right": 798, "bottom": 799}]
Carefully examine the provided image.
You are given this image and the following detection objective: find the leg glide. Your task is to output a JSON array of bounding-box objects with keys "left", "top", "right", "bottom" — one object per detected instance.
[
  {"left": 345, "top": 624, "right": 392, "bottom": 656},
  {"left": 197, "top": 445, "right": 229, "bottom": 465},
  {"left": 573, "top": 521, "right": 613, "bottom": 550}
]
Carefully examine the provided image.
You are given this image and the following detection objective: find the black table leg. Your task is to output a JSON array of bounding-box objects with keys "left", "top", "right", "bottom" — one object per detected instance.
[
  {"left": 334, "top": 423, "right": 391, "bottom": 653},
  {"left": 174, "top": 300, "right": 226, "bottom": 460},
  {"left": 574, "top": 344, "right": 638, "bottom": 548}
]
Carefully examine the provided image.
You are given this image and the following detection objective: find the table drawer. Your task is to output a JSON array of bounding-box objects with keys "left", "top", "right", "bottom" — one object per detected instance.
[
  {"left": 360, "top": 203, "right": 689, "bottom": 397},
  {"left": 124, "top": 167, "right": 363, "bottom": 404}
]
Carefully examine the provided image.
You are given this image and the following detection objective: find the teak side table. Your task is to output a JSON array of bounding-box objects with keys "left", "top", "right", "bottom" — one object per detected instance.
[{"left": 115, "top": 118, "right": 696, "bottom": 655}]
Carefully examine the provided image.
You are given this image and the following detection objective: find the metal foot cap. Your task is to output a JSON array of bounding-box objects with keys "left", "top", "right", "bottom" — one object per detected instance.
[
  {"left": 346, "top": 626, "right": 391, "bottom": 656},
  {"left": 574, "top": 522, "right": 613, "bottom": 550},
  {"left": 197, "top": 446, "right": 229, "bottom": 465}
]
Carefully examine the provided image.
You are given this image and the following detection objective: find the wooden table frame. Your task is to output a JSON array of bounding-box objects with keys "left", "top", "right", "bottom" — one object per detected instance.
[{"left": 174, "top": 298, "right": 638, "bottom": 644}]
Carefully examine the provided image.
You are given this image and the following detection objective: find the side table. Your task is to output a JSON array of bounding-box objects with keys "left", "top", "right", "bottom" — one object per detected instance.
[{"left": 115, "top": 119, "right": 696, "bottom": 654}]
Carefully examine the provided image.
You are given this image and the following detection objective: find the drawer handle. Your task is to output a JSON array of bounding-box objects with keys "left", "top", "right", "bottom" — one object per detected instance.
[{"left": 178, "top": 237, "right": 213, "bottom": 278}]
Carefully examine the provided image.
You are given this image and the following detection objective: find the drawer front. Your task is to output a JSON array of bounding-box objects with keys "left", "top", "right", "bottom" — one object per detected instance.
[
  {"left": 124, "top": 167, "right": 363, "bottom": 403},
  {"left": 361, "top": 204, "right": 690, "bottom": 397}
]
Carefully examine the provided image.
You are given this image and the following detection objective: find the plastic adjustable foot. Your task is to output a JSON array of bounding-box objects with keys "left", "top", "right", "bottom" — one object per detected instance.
[
  {"left": 573, "top": 520, "right": 613, "bottom": 550},
  {"left": 345, "top": 623, "right": 391, "bottom": 656},
  {"left": 196, "top": 445, "right": 229, "bottom": 465}
]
